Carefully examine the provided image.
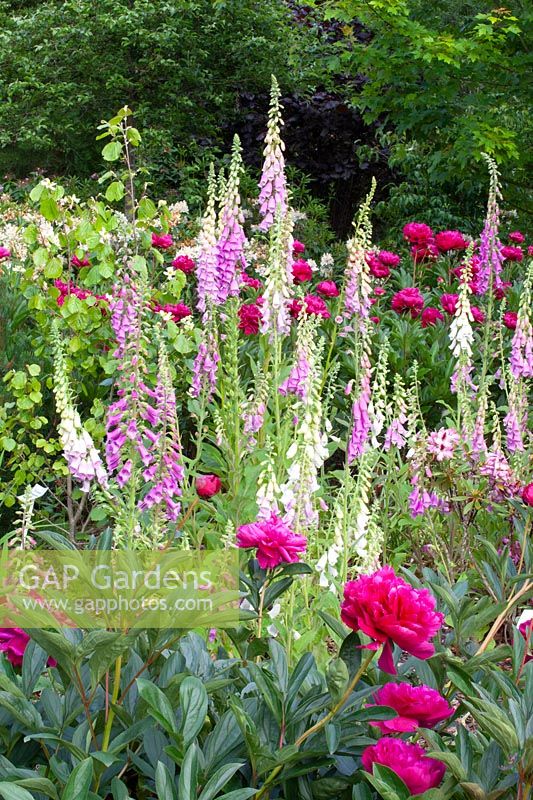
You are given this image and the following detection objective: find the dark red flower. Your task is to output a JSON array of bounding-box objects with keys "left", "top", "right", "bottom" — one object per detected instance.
[
  {"left": 440, "top": 293, "right": 459, "bottom": 315},
  {"left": 503, "top": 311, "right": 518, "bottom": 330},
  {"left": 172, "top": 255, "right": 195, "bottom": 273},
  {"left": 316, "top": 280, "right": 339, "bottom": 298},
  {"left": 522, "top": 483, "right": 533, "bottom": 506},
  {"left": 391, "top": 287, "right": 424, "bottom": 318},
  {"left": 238, "top": 302, "right": 262, "bottom": 335},
  {"left": 292, "top": 259, "right": 312, "bottom": 283},
  {"left": 289, "top": 295, "right": 331, "bottom": 319},
  {"left": 501, "top": 245, "right": 523, "bottom": 262},
  {"left": 435, "top": 230, "right": 467, "bottom": 252},
  {"left": 421, "top": 307, "right": 444, "bottom": 328},
  {"left": 195, "top": 474, "right": 222, "bottom": 498}
]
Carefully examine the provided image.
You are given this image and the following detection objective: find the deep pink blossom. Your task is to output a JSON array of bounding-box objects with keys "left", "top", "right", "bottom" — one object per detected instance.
[
  {"left": 440, "top": 293, "right": 459, "bottom": 315},
  {"left": 391, "top": 287, "right": 424, "bottom": 318},
  {"left": 289, "top": 295, "right": 331, "bottom": 319},
  {"left": 241, "top": 272, "right": 262, "bottom": 290},
  {"left": 0, "top": 247, "right": 10, "bottom": 260},
  {"left": 362, "top": 738, "right": 446, "bottom": 796},
  {"left": 522, "top": 483, "right": 533, "bottom": 506},
  {"left": 503, "top": 311, "right": 518, "bottom": 330},
  {"left": 0, "top": 628, "right": 56, "bottom": 667},
  {"left": 154, "top": 302, "right": 192, "bottom": 323},
  {"left": 435, "top": 230, "right": 467, "bottom": 252},
  {"left": 411, "top": 241, "right": 439, "bottom": 263},
  {"left": 367, "top": 255, "right": 390, "bottom": 279},
  {"left": 403, "top": 222, "right": 433, "bottom": 244},
  {"left": 236, "top": 514, "right": 307, "bottom": 569},
  {"left": 374, "top": 286, "right": 386, "bottom": 297},
  {"left": 471, "top": 306, "right": 485, "bottom": 323},
  {"left": 341, "top": 566, "right": 443, "bottom": 674},
  {"left": 152, "top": 233, "right": 173, "bottom": 250},
  {"left": 316, "top": 280, "right": 339, "bottom": 298},
  {"left": 367, "top": 682, "right": 453, "bottom": 733},
  {"left": 71, "top": 254, "right": 90, "bottom": 268},
  {"left": 377, "top": 250, "right": 401, "bottom": 267},
  {"left": 421, "top": 307, "right": 444, "bottom": 328},
  {"left": 293, "top": 240, "right": 305, "bottom": 254},
  {"left": 172, "top": 255, "right": 195, "bottom": 273},
  {"left": 501, "top": 245, "right": 523, "bottom": 262},
  {"left": 508, "top": 231, "right": 525, "bottom": 244},
  {"left": 195, "top": 474, "right": 222, "bottom": 498},
  {"left": 292, "top": 259, "right": 312, "bottom": 283},
  {"left": 238, "top": 302, "right": 262, "bottom": 335}
]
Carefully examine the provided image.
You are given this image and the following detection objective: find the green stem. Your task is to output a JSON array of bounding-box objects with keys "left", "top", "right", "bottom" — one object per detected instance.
[{"left": 102, "top": 656, "right": 122, "bottom": 752}]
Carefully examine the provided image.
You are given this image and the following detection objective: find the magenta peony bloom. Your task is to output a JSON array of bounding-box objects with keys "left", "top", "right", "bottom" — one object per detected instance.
[
  {"left": 172, "top": 255, "right": 195, "bottom": 273},
  {"left": 362, "top": 737, "right": 446, "bottom": 795},
  {"left": 391, "top": 288, "right": 424, "bottom": 318},
  {"left": 508, "top": 231, "right": 525, "bottom": 244},
  {"left": 316, "top": 280, "right": 339, "bottom": 298},
  {"left": 374, "top": 286, "right": 386, "bottom": 297},
  {"left": 341, "top": 566, "right": 443, "bottom": 674},
  {"left": 503, "top": 311, "right": 518, "bottom": 330},
  {"left": 440, "top": 293, "right": 459, "bottom": 315},
  {"left": 367, "top": 682, "right": 453, "bottom": 732},
  {"left": 377, "top": 250, "right": 401, "bottom": 267},
  {"left": 195, "top": 474, "right": 222, "bottom": 498},
  {"left": 367, "top": 255, "right": 391, "bottom": 279},
  {"left": 522, "top": 483, "right": 533, "bottom": 506},
  {"left": 241, "top": 272, "right": 262, "bottom": 290},
  {"left": 421, "top": 307, "right": 444, "bottom": 328},
  {"left": 71, "top": 254, "right": 90, "bottom": 268},
  {"left": 292, "top": 259, "right": 312, "bottom": 283},
  {"left": 293, "top": 240, "right": 305, "bottom": 254},
  {"left": 471, "top": 305, "right": 485, "bottom": 323},
  {"left": 403, "top": 222, "right": 433, "bottom": 244},
  {"left": 411, "top": 241, "right": 439, "bottom": 263},
  {"left": 154, "top": 302, "right": 191, "bottom": 323},
  {"left": 528, "top": 246, "right": 533, "bottom": 257},
  {"left": 151, "top": 233, "right": 173, "bottom": 250},
  {"left": 0, "top": 246, "right": 10, "bottom": 260},
  {"left": 0, "top": 628, "right": 56, "bottom": 667},
  {"left": 289, "top": 295, "right": 331, "bottom": 319},
  {"left": 237, "top": 513, "right": 307, "bottom": 569},
  {"left": 501, "top": 245, "right": 523, "bottom": 262},
  {"left": 238, "top": 302, "right": 262, "bottom": 335},
  {"left": 435, "top": 230, "right": 467, "bottom": 252}
]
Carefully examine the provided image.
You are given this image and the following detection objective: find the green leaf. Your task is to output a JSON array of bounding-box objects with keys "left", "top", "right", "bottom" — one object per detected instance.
[
  {"left": 111, "top": 777, "right": 132, "bottom": 800},
  {"left": 177, "top": 744, "right": 198, "bottom": 800},
  {"left": 0, "top": 783, "right": 35, "bottom": 800},
  {"left": 179, "top": 676, "right": 208, "bottom": 747},
  {"left": 22, "top": 638, "right": 48, "bottom": 696},
  {"left": 61, "top": 758, "right": 93, "bottom": 800},
  {"left": 102, "top": 141, "right": 123, "bottom": 161},
  {"left": 105, "top": 181, "right": 125, "bottom": 202},
  {"left": 198, "top": 762, "right": 244, "bottom": 800},
  {"left": 365, "top": 764, "right": 411, "bottom": 800},
  {"left": 217, "top": 792, "right": 256, "bottom": 800},
  {"left": 155, "top": 762, "right": 177, "bottom": 800},
  {"left": 13, "top": 778, "right": 59, "bottom": 800},
  {"left": 137, "top": 678, "right": 178, "bottom": 735},
  {"left": 41, "top": 195, "right": 60, "bottom": 222},
  {"left": 138, "top": 197, "right": 157, "bottom": 220}
]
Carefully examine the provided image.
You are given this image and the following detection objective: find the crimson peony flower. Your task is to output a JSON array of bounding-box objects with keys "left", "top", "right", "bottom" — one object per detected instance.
[
  {"left": 238, "top": 302, "right": 262, "bottom": 335},
  {"left": 494, "top": 281, "right": 513, "bottom": 301},
  {"left": 411, "top": 241, "right": 439, "bottom": 263},
  {"left": 403, "top": 222, "right": 433, "bottom": 244},
  {"left": 528, "top": 246, "right": 533, "bottom": 257},
  {"left": 501, "top": 245, "right": 523, "bottom": 262},
  {"left": 316, "top": 280, "right": 339, "bottom": 298},
  {"left": 373, "top": 286, "right": 386, "bottom": 297},
  {"left": 522, "top": 483, "right": 533, "bottom": 506},
  {"left": 151, "top": 233, "right": 173, "bottom": 250},
  {"left": 371, "top": 315, "right": 380, "bottom": 324},
  {"left": 289, "top": 295, "right": 331, "bottom": 319},
  {"left": 0, "top": 246, "right": 10, "bottom": 260},
  {"left": 292, "top": 239, "right": 305, "bottom": 254},
  {"left": 0, "top": 628, "right": 56, "bottom": 667},
  {"left": 471, "top": 306, "right": 485, "bottom": 323},
  {"left": 508, "top": 231, "right": 525, "bottom": 244},
  {"left": 71, "top": 254, "right": 90, "bottom": 268},
  {"left": 172, "top": 255, "right": 195, "bottom": 273},
  {"left": 292, "top": 259, "right": 312, "bottom": 283},
  {"left": 367, "top": 682, "right": 453, "bottom": 732},
  {"left": 367, "top": 255, "right": 391, "bottom": 279},
  {"left": 435, "top": 230, "right": 467, "bottom": 252},
  {"left": 503, "top": 311, "right": 518, "bottom": 330},
  {"left": 421, "top": 307, "right": 444, "bottom": 328},
  {"left": 391, "top": 287, "right": 424, "bottom": 318},
  {"left": 516, "top": 610, "right": 532, "bottom": 663},
  {"left": 377, "top": 250, "right": 401, "bottom": 267},
  {"left": 440, "top": 293, "right": 459, "bottom": 315},
  {"left": 362, "top": 737, "right": 446, "bottom": 796},
  {"left": 195, "top": 474, "right": 222, "bottom": 498},
  {"left": 341, "top": 565, "right": 443, "bottom": 674},
  {"left": 241, "top": 272, "right": 262, "bottom": 290},
  {"left": 154, "top": 302, "right": 191, "bottom": 323},
  {"left": 237, "top": 514, "right": 307, "bottom": 569}
]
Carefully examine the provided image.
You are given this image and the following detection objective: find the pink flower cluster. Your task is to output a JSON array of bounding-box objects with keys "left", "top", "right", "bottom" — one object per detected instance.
[
  {"left": 54, "top": 280, "right": 106, "bottom": 307},
  {"left": 237, "top": 513, "right": 307, "bottom": 569},
  {"left": 362, "top": 737, "right": 446, "bottom": 795}
]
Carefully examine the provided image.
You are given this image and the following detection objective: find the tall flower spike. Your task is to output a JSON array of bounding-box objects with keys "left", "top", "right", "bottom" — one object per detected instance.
[
  {"left": 449, "top": 250, "right": 477, "bottom": 434},
  {"left": 342, "top": 178, "right": 376, "bottom": 331},
  {"left": 51, "top": 323, "right": 108, "bottom": 493},
  {"left": 190, "top": 312, "right": 220, "bottom": 403},
  {"left": 260, "top": 209, "right": 294, "bottom": 339},
  {"left": 258, "top": 76, "right": 288, "bottom": 231},
  {"left": 510, "top": 263, "right": 533, "bottom": 378},
  {"left": 215, "top": 136, "right": 247, "bottom": 303},
  {"left": 384, "top": 374, "right": 409, "bottom": 450},
  {"left": 347, "top": 328, "right": 373, "bottom": 464},
  {"left": 477, "top": 154, "right": 504, "bottom": 294},
  {"left": 196, "top": 164, "right": 219, "bottom": 315}
]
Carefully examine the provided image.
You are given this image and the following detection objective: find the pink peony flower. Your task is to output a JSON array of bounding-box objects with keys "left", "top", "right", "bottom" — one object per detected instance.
[
  {"left": 0, "top": 246, "right": 10, "bottom": 260},
  {"left": 371, "top": 315, "right": 380, "bottom": 324},
  {"left": 292, "top": 240, "right": 305, "bottom": 254},
  {"left": 377, "top": 250, "right": 401, "bottom": 267},
  {"left": 341, "top": 566, "right": 443, "bottom": 674},
  {"left": 154, "top": 302, "right": 191, "bottom": 323},
  {"left": 391, "top": 287, "right": 424, "bottom": 318},
  {"left": 316, "top": 280, "right": 339, "bottom": 298},
  {"left": 403, "top": 222, "right": 433, "bottom": 244},
  {"left": 292, "top": 259, "right": 312, "bottom": 283},
  {"left": 522, "top": 483, "right": 533, "bottom": 506},
  {"left": 241, "top": 272, "right": 262, "bottom": 290},
  {"left": 71, "top": 254, "right": 90, "bottom": 268},
  {"left": 373, "top": 286, "right": 386, "bottom": 297},
  {"left": 367, "top": 255, "right": 391, "bottom": 279},
  {"left": 367, "top": 682, "right": 453, "bottom": 732},
  {"left": 362, "top": 737, "right": 446, "bottom": 795},
  {"left": 0, "top": 628, "right": 56, "bottom": 667},
  {"left": 238, "top": 302, "right": 262, "bottom": 335},
  {"left": 411, "top": 241, "right": 439, "bottom": 263},
  {"left": 528, "top": 246, "right": 533, "bottom": 257},
  {"left": 289, "top": 295, "right": 331, "bottom": 319},
  {"left": 172, "top": 255, "right": 195, "bottom": 273},
  {"left": 516, "top": 610, "right": 532, "bottom": 662},
  {"left": 237, "top": 514, "right": 307, "bottom": 569},
  {"left": 508, "top": 231, "right": 525, "bottom": 244},
  {"left": 471, "top": 305, "right": 485, "bottom": 323},
  {"left": 503, "top": 311, "right": 518, "bottom": 330},
  {"left": 440, "top": 293, "right": 459, "bottom": 315},
  {"left": 494, "top": 280, "right": 513, "bottom": 301},
  {"left": 151, "top": 233, "right": 173, "bottom": 250},
  {"left": 421, "top": 307, "right": 444, "bottom": 328},
  {"left": 195, "top": 474, "right": 222, "bottom": 498},
  {"left": 435, "top": 230, "right": 467, "bottom": 252},
  {"left": 501, "top": 245, "right": 523, "bottom": 262}
]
